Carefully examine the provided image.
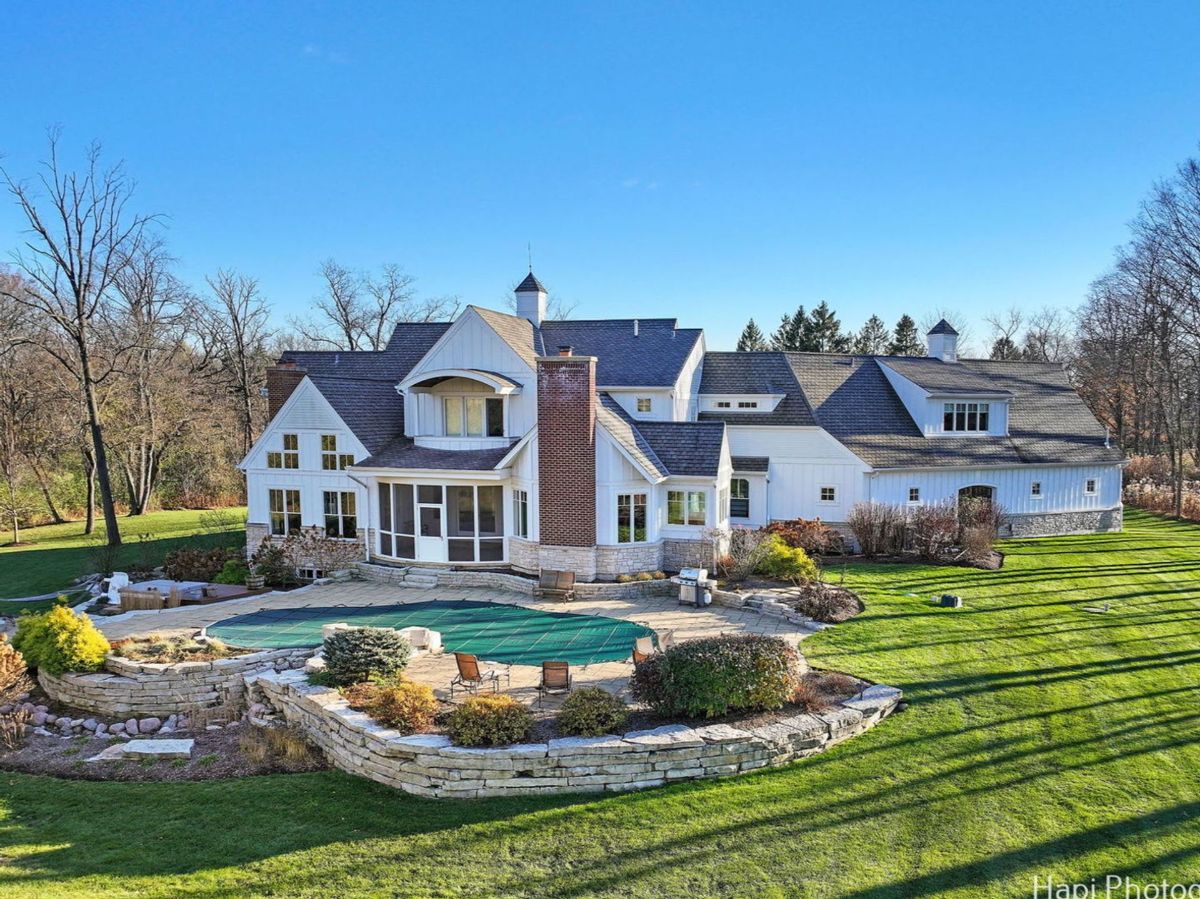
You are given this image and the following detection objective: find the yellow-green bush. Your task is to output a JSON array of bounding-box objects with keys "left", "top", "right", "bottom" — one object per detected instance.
[
  {"left": 12, "top": 604, "right": 110, "bottom": 675},
  {"left": 756, "top": 534, "right": 819, "bottom": 583},
  {"left": 343, "top": 676, "right": 438, "bottom": 735},
  {"left": 447, "top": 694, "right": 533, "bottom": 747}
]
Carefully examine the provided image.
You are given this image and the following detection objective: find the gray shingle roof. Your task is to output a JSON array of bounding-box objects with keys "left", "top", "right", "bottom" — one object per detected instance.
[
  {"left": 540, "top": 319, "right": 702, "bottom": 387},
  {"left": 783, "top": 353, "right": 1122, "bottom": 469},
  {"left": 516, "top": 272, "right": 546, "bottom": 292},
  {"left": 928, "top": 319, "right": 958, "bottom": 336},
  {"left": 356, "top": 438, "right": 517, "bottom": 471},
  {"left": 878, "top": 357, "right": 1013, "bottom": 396},
  {"left": 598, "top": 395, "right": 725, "bottom": 478},
  {"left": 698, "top": 352, "right": 818, "bottom": 426},
  {"left": 732, "top": 456, "right": 770, "bottom": 473},
  {"left": 472, "top": 306, "right": 539, "bottom": 369},
  {"left": 279, "top": 322, "right": 451, "bottom": 453}
]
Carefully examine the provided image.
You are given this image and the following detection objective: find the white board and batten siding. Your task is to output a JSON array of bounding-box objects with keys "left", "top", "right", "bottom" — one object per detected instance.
[
  {"left": 725, "top": 426, "right": 869, "bottom": 523},
  {"left": 867, "top": 463, "right": 1123, "bottom": 515},
  {"left": 243, "top": 379, "right": 369, "bottom": 530}
]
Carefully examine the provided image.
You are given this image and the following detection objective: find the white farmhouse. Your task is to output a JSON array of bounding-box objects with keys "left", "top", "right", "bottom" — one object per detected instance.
[{"left": 240, "top": 273, "right": 1124, "bottom": 580}]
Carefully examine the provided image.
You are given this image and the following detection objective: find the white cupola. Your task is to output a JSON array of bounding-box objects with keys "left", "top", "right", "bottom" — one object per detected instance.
[
  {"left": 515, "top": 271, "right": 548, "bottom": 326},
  {"left": 927, "top": 319, "right": 959, "bottom": 363}
]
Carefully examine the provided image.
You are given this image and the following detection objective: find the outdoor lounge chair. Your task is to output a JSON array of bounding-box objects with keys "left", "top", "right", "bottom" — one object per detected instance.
[
  {"left": 537, "top": 660, "right": 572, "bottom": 707},
  {"left": 632, "top": 636, "right": 656, "bottom": 664},
  {"left": 450, "top": 652, "right": 510, "bottom": 697},
  {"left": 535, "top": 569, "right": 576, "bottom": 602}
]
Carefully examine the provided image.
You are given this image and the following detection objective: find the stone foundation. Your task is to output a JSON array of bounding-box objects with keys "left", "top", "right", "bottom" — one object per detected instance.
[
  {"left": 508, "top": 537, "right": 540, "bottom": 574},
  {"left": 245, "top": 523, "right": 269, "bottom": 559},
  {"left": 355, "top": 562, "right": 674, "bottom": 599},
  {"left": 662, "top": 538, "right": 716, "bottom": 572},
  {"left": 538, "top": 545, "right": 598, "bottom": 582},
  {"left": 595, "top": 543, "right": 664, "bottom": 580},
  {"left": 38, "top": 648, "right": 313, "bottom": 717},
  {"left": 249, "top": 669, "right": 902, "bottom": 799},
  {"left": 1007, "top": 506, "right": 1123, "bottom": 537}
]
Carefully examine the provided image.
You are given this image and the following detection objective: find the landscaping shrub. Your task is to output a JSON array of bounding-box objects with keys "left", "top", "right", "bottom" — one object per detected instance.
[
  {"left": 12, "top": 605, "right": 110, "bottom": 675},
  {"left": 909, "top": 501, "right": 959, "bottom": 560},
  {"left": 631, "top": 634, "right": 802, "bottom": 718},
  {"left": 322, "top": 627, "right": 411, "bottom": 687},
  {"left": 846, "top": 502, "right": 908, "bottom": 557},
  {"left": 0, "top": 635, "right": 33, "bottom": 750},
  {"left": 447, "top": 694, "right": 533, "bottom": 747},
  {"left": 763, "top": 518, "right": 845, "bottom": 556},
  {"left": 958, "top": 497, "right": 1008, "bottom": 535},
  {"left": 343, "top": 676, "right": 438, "bottom": 735},
  {"left": 961, "top": 525, "right": 995, "bottom": 561},
  {"left": 164, "top": 545, "right": 241, "bottom": 582},
  {"left": 717, "top": 527, "right": 773, "bottom": 582},
  {"left": 214, "top": 559, "right": 250, "bottom": 585},
  {"left": 755, "top": 534, "right": 819, "bottom": 583},
  {"left": 557, "top": 687, "right": 630, "bottom": 737},
  {"left": 788, "top": 587, "right": 862, "bottom": 623},
  {"left": 792, "top": 677, "right": 831, "bottom": 713},
  {"left": 250, "top": 541, "right": 298, "bottom": 588}
]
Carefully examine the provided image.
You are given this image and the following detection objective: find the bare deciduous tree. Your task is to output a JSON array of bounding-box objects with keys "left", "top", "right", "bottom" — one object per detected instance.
[{"left": 0, "top": 133, "right": 156, "bottom": 546}]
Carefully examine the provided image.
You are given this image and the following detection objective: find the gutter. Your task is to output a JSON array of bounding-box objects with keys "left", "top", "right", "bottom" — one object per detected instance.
[{"left": 345, "top": 471, "right": 374, "bottom": 563}]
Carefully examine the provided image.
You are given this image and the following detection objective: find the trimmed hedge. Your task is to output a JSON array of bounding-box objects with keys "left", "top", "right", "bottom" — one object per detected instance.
[
  {"left": 558, "top": 687, "right": 629, "bottom": 737},
  {"left": 447, "top": 694, "right": 533, "bottom": 747},
  {"left": 322, "top": 628, "right": 411, "bottom": 687},
  {"left": 756, "top": 535, "right": 820, "bottom": 583},
  {"left": 631, "top": 634, "right": 803, "bottom": 718},
  {"left": 12, "top": 605, "right": 110, "bottom": 675}
]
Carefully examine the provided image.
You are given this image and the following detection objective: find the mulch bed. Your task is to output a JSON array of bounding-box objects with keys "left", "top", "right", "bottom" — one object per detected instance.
[{"left": 0, "top": 726, "right": 329, "bottom": 782}]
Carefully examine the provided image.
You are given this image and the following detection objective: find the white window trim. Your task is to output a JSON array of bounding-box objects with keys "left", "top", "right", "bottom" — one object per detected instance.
[
  {"left": 1084, "top": 479, "right": 1097, "bottom": 496},
  {"left": 441, "top": 395, "right": 505, "bottom": 438},
  {"left": 635, "top": 397, "right": 652, "bottom": 413},
  {"left": 819, "top": 486, "right": 838, "bottom": 504},
  {"left": 322, "top": 490, "right": 359, "bottom": 540},
  {"left": 941, "top": 401, "right": 992, "bottom": 434},
  {"left": 512, "top": 488, "right": 530, "bottom": 539},
  {"left": 1031, "top": 481, "right": 1043, "bottom": 499},
  {"left": 667, "top": 489, "right": 707, "bottom": 527},
  {"left": 616, "top": 492, "right": 649, "bottom": 544},
  {"left": 730, "top": 478, "right": 751, "bottom": 519},
  {"left": 907, "top": 487, "right": 921, "bottom": 504},
  {"left": 268, "top": 488, "right": 301, "bottom": 536}
]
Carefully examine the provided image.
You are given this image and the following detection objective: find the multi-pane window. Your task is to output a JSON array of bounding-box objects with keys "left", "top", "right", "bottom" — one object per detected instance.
[
  {"left": 819, "top": 486, "right": 837, "bottom": 503},
  {"left": 377, "top": 484, "right": 415, "bottom": 559},
  {"left": 267, "top": 433, "right": 300, "bottom": 469},
  {"left": 1031, "top": 481, "right": 1042, "bottom": 497},
  {"left": 320, "top": 435, "right": 355, "bottom": 470},
  {"left": 667, "top": 490, "right": 707, "bottom": 526},
  {"left": 616, "top": 493, "right": 648, "bottom": 543},
  {"left": 738, "top": 401, "right": 758, "bottom": 409},
  {"left": 942, "top": 402, "right": 990, "bottom": 432},
  {"left": 908, "top": 487, "right": 921, "bottom": 503},
  {"left": 512, "top": 489, "right": 530, "bottom": 539},
  {"left": 443, "top": 396, "right": 504, "bottom": 437},
  {"left": 715, "top": 401, "right": 731, "bottom": 409},
  {"left": 323, "top": 491, "right": 358, "bottom": 539},
  {"left": 1085, "top": 478, "right": 1097, "bottom": 495},
  {"left": 730, "top": 478, "right": 751, "bottom": 518},
  {"left": 268, "top": 488, "right": 301, "bottom": 536},
  {"left": 446, "top": 485, "right": 505, "bottom": 561},
  {"left": 636, "top": 398, "right": 652, "bottom": 413}
]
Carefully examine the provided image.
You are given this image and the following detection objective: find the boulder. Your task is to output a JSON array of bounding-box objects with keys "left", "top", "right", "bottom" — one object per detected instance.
[
  {"left": 138, "top": 717, "right": 162, "bottom": 734},
  {"left": 82, "top": 718, "right": 98, "bottom": 731},
  {"left": 109, "top": 721, "right": 126, "bottom": 734},
  {"left": 125, "top": 718, "right": 138, "bottom": 734},
  {"left": 122, "top": 738, "right": 194, "bottom": 760}
]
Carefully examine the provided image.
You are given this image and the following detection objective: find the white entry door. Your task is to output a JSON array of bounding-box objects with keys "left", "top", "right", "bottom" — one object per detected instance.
[{"left": 416, "top": 504, "right": 446, "bottom": 562}]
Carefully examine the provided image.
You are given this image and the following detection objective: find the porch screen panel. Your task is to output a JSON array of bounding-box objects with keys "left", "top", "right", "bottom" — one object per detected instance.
[
  {"left": 478, "top": 486, "right": 503, "bottom": 561},
  {"left": 448, "top": 486, "right": 475, "bottom": 561}
]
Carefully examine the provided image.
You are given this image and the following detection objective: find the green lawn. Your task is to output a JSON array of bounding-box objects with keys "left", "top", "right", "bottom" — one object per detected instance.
[
  {"left": 2, "top": 509, "right": 1199, "bottom": 897},
  {"left": 0, "top": 509, "right": 246, "bottom": 601}
]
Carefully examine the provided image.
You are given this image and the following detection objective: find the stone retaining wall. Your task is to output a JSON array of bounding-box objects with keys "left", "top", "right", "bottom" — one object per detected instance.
[
  {"left": 38, "top": 647, "right": 313, "bottom": 717},
  {"left": 248, "top": 669, "right": 902, "bottom": 799},
  {"left": 1007, "top": 507, "right": 1123, "bottom": 537}
]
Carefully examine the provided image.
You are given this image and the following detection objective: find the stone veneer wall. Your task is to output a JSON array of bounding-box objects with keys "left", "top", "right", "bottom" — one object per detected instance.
[
  {"left": 595, "top": 542, "right": 663, "bottom": 580},
  {"left": 38, "top": 648, "right": 312, "bottom": 717},
  {"left": 508, "top": 537, "right": 540, "bottom": 574},
  {"left": 1007, "top": 507, "right": 1123, "bottom": 537},
  {"left": 249, "top": 669, "right": 902, "bottom": 799},
  {"left": 245, "top": 523, "right": 269, "bottom": 559},
  {"left": 355, "top": 562, "right": 674, "bottom": 600},
  {"left": 662, "top": 537, "right": 717, "bottom": 572},
  {"left": 539, "top": 545, "right": 598, "bottom": 582}
]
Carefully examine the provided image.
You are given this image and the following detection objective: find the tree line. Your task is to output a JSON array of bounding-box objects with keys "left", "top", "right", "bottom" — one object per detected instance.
[
  {"left": 0, "top": 133, "right": 457, "bottom": 547},
  {"left": 736, "top": 304, "right": 927, "bottom": 355}
]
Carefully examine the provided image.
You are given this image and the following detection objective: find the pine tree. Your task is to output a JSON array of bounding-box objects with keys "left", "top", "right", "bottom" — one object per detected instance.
[
  {"left": 771, "top": 306, "right": 811, "bottom": 351},
  {"left": 736, "top": 318, "right": 769, "bottom": 351},
  {"left": 887, "top": 314, "right": 925, "bottom": 355},
  {"left": 990, "top": 335, "right": 1022, "bottom": 361},
  {"left": 853, "top": 315, "right": 890, "bottom": 355},
  {"left": 808, "top": 301, "right": 852, "bottom": 353}
]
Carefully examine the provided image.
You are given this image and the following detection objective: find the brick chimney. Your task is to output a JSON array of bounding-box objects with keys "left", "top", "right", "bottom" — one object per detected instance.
[
  {"left": 536, "top": 347, "right": 597, "bottom": 550},
  {"left": 266, "top": 363, "right": 306, "bottom": 420}
]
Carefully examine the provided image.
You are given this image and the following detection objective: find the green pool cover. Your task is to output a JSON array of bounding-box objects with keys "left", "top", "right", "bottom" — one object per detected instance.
[{"left": 206, "top": 599, "right": 656, "bottom": 666}]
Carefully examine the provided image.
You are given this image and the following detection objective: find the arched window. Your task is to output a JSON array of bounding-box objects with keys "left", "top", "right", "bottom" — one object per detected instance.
[{"left": 730, "top": 478, "right": 750, "bottom": 519}]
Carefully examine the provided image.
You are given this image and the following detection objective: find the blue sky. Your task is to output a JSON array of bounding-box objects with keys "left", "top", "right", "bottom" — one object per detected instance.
[{"left": 2, "top": 1, "right": 1199, "bottom": 350}]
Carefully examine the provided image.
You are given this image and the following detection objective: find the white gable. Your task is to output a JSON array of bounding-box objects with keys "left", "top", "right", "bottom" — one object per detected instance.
[
  {"left": 240, "top": 378, "right": 369, "bottom": 470},
  {"left": 405, "top": 308, "right": 533, "bottom": 384}
]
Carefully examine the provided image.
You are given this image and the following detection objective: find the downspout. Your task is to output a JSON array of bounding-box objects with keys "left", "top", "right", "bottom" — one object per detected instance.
[{"left": 346, "top": 471, "right": 373, "bottom": 564}]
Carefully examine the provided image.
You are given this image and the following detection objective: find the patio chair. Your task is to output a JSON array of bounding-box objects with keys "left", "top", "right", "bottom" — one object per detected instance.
[
  {"left": 535, "top": 569, "right": 576, "bottom": 602},
  {"left": 450, "top": 652, "right": 510, "bottom": 698},
  {"left": 537, "top": 660, "right": 572, "bottom": 707},
  {"left": 632, "top": 636, "right": 656, "bottom": 664}
]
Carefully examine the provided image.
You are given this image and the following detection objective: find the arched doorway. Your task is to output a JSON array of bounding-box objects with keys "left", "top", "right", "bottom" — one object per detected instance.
[
  {"left": 957, "top": 485, "right": 996, "bottom": 531},
  {"left": 958, "top": 485, "right": 995, "bottom": 502}
]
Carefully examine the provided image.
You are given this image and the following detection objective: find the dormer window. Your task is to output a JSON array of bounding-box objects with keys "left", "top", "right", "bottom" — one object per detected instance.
[
  {"left": 943, "top": 402, "right": 990, "bottom": 433},
  {"left": 716, "top": 401, "right": 731, "bottom": 409},
  {"left": 444, "top": 396, "right": 504, "bottom": 437},
  {"left": 636, "top": 397, "right": 652, "bottom": 413},
  {"left": 738, "top": 401, "right": 758, "bottom": 409}
]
